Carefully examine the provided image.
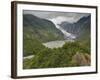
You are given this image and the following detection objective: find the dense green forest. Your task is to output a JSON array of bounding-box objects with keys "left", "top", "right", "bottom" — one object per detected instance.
[{"left": 23, "top": 41, "right": 90, "bottom": 69}]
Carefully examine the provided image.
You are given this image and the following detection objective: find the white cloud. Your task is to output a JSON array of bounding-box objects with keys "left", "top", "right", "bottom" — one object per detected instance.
[
  {"left": 24, "top": 10, "right": 90, "bottom": 23},
  {"left": 50, "top": 16, "right": 71, "bottom": 24},
  {"left": 49, "top": 16, "right": 78, "bottom": 24}
]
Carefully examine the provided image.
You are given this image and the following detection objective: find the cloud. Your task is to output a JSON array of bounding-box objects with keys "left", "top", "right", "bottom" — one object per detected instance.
[
  {"left": 49, "top": 16, "right": 74, "bottom": 24},
  {"left": 23, "top": 10, "right": 90, "bottom": 23}
]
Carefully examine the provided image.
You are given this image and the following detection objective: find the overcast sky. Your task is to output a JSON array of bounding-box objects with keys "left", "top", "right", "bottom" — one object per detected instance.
[{"left": 23, "top": 10, "right": 90, "bottom": 23}]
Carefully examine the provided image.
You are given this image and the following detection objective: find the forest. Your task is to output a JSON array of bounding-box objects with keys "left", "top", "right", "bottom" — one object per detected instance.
[{"left": 23, "top": 39, "right": 90, "bottom": 69}]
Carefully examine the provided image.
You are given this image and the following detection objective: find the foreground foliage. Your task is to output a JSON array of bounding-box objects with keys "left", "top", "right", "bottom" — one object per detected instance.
[{"left": 23, "top": 41, "right": 90, "bottom": 69}]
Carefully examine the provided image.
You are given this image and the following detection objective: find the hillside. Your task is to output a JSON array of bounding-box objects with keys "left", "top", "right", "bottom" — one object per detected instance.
[
  {"left": 23, "top": 14, "right": 91, "bottom": 69},
  {"left": 23, "top": 14, "right": 65, "bottom": 57},
  {"left": 60, "top": 15, "right": 91, "bottom": 40},
  {"left": 23, "top": 14, "right": 64, "bottom": 43}
]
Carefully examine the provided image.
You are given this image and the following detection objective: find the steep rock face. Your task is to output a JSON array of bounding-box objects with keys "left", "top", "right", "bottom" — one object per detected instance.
[
  {"left": 23, "top": 14, "right": 91, "bottom": 41},
  {"left": 60, "top": 16, "right": 91, "bottom": 39}
]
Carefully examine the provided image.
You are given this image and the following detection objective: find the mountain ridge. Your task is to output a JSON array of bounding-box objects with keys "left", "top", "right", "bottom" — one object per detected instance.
[
  {"left": 60, "top": 15, "right": 91, "bottom": 39},
  {"left": 23, "top": 14, "right": 65, "bottom": 43}
]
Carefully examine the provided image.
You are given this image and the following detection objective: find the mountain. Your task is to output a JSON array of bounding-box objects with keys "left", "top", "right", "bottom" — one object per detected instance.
[
  {"left": 23, "top": 14, "right": 65, "bottom": 56},
  {"left": 59, "top": 15, "right": 91, "bottom": 53},
  {"left": 23, "top": 14, "right": 90, "bottom": 56},
  {"left": 23, "top": 14, "right": 64, "bottom": 43},
  {"left": 23, "top": 14, "right": 91, "bottom": 68},
  {"left": 60, "top": 15, "right": 91, "bottom": 39}
]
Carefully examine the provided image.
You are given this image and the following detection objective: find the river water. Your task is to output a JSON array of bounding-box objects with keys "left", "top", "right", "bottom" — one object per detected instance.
[
  {"left": 24, "top": 40, "right": 74, "bottom": 59},
  {"left": 43, "top": 40, "right": 74, "bottom": 48}
]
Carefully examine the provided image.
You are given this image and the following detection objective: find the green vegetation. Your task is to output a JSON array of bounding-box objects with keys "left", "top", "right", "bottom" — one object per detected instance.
[
  {"left": 23, "top": 14, "right": 64, "bottom": 56},
  {"left": 23, "top": 14, "right": 91, "bottom": 69},
  {"left": 23, "top": 14, "right": 64, "bottom": 43},
  {"left": 23, "top": 41, "right": 90, "bottom": 69},
  {"left": 23, "top": 33, "right": 46, "bottom": 56}
]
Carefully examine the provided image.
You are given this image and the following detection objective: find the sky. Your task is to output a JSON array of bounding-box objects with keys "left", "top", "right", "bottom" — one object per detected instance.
[{"left": 23, "top": 10, "right": 90, "bottom": 24}]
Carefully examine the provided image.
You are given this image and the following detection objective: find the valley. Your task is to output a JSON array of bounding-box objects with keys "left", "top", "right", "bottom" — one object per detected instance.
[{"left": 23, "top": 12, "right": 91, "bottom": 69}]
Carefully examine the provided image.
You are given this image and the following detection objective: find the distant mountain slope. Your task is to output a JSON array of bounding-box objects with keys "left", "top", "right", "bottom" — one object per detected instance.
[
  {"left": 60, "top": 15, "right": 91, "bottom": 53},
  {"left": 23, "top": 14, "right": 64, "bottom": 42},
  {"left": 23, "top": 14, "right": 65, "bottom": 56},
  {"left": 60, "top": 15, "right": 91, "bottom": 39}
]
